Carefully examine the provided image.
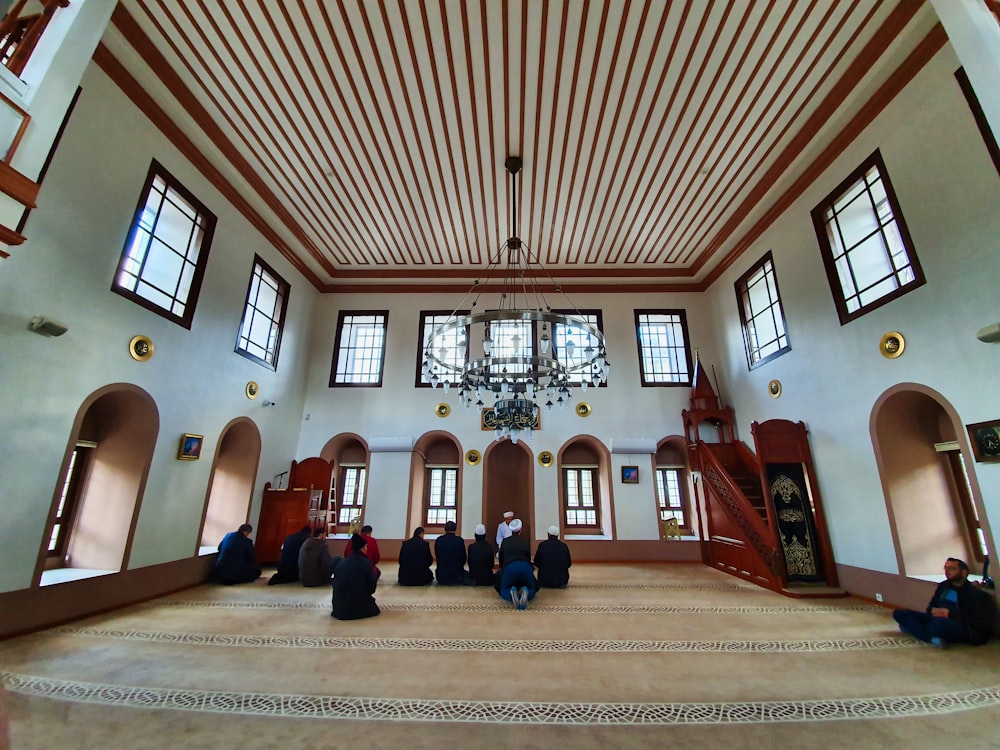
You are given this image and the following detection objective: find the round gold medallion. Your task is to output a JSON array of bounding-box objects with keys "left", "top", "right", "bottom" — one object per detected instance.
[
  {"left": 538, "top": 450, "right": 554, "bottom": 468},
  {"left": 129, "top": 335, "right": 154, "bottom": 362},
  {"left": 245, "top": 381, "right": 259, "bottom": 399},
  {"left": 435, "top": 403, "right": 451, "bottom": 418},
  {"left": 465, "top": 449, "right": 481, "bottom": 466},
  {"left": 768, "top": 379, "right": 782, "bottom": 398},
  {"left": 575, "top": 402, "right": 592, "bottom": 417},
  {"left": 880, "top": 331, "right": 905, "bottom": 359}
]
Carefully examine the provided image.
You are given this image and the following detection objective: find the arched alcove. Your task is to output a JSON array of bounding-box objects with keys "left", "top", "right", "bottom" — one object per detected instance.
[
  {"left": 558, "top": 435, "right": 615, "bottom": 539},
  {"left": 871, "top": 383, "right": 991, "bottom": 577},
  {"left": 483, "top": 439, "right": 534, "bottom": 541},
  {"left": 655, "top": 435, "right": 696, "bottom": 536},
  {"left": 409, "top": 431, "right": 462, "bottom": 535},
  {"left": 198, "top": 417, "right": 262, "bottom": 554},
  {"left": 320, "top": 433, "right": 370, "bottom": 533},
  {"left": 36, "top": 383, "right": 158, "bottom": 585}
]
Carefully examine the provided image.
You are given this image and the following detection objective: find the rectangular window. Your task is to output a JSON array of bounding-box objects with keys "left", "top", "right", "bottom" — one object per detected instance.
[
  {"left": 338, "top": 466, "right": 367, "bottom": 525},
  {"left": 112, "top": 160, "right": 217, "bottom": 329},
  {"left": 635, "top": 310, "right": 693, "bottom": 386},
  {"left": 655, "top": 467, "right": 688, "bottom": 529},
  {"left": 48, "top": 443, "right": 94, "bottom": 560},
  {"left": 552, "top": 310, "right": 605, "bottom": 386},
  {"left": 417, "top": 311, "right": 469, "bottom": 388},
  {"left": 563, "top": 467, "right": 599, "bottom": 528},
  {"left": 811, "top": 150, "right": 924, "bottom": 324},
  {"left": 235, "top": 255, "right": 290, "bottom": 370},
  {"left": 735, "top": 251, "right": 790, "bottom": 369},
  {"left": 330, "top": 311, "right": 388, "bottom": 386},
  {"left": 425, "top": 467, "right": 458, "bottom": 526}
]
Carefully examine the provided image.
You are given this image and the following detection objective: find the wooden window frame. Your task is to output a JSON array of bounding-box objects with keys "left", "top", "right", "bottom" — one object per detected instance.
[
  {"left": 46, "top": 442, "right": 93, "bottom": 563},
  {"left": 416, "top": 310, "right": 469, "bottom": 388},
  {"left": 551, "top": 309, "right": 607, "bottom": 387},
  {"left": 336, "top": 465, "right": 367, "bottom": 530},
  {"left": 634, "top": 309, "right": 693, "bottom": 387},
  {"left": 810, "top": 150, "right": 924, "bottom": 325},
  {"left": 655, "top": 466, "right": 690, "bottom": 531},
  {"left": 735, "top": 251, "right": 791, "bottom": 370},
  {"left": 423, "top": 466, "right": 458, "bottom": 529},
  {"left": 329, "top": 310, "right": 389, "bottom": 387},
  {"left": 235, "top": 254, "right": 290, "bottom": 371},
  {"left": 562, "top": 466, "right": 601, "bottom": 529},
  {"left": 111, "top": 160, "right": 217, "bottom": 330}
]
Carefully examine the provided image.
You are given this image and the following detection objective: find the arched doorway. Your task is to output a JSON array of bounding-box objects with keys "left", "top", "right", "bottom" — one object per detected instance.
[
  {"left": 872, "top": 384, "right": 991, "bottom": 577},
  {"left": 198, "top": 418, "right": 261, "bottom": 554},
  {"left": 483, "top": 439, "right": 534, "bottom": 543}
]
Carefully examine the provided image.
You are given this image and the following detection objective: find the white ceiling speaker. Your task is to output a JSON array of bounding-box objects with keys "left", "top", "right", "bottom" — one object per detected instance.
[
  {"left": 28, "top": 316, "right": 68, "bottom": 337},
  {"left": 976, "top": 323, "right": 1000, "bottom": 343}
]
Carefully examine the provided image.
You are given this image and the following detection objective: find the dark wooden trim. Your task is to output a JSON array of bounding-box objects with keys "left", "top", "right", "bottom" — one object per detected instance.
[
  {"left": 733, "top": 250, "right": 792, "bottom": 370},
  {"left": 0, "top": 159, "right": 38, "bottom": 206},
  {"left": 0, "top": 555, "right": 216, "bottom": 640},
  {"left": 0, "top": 223, "right": 25, "bottom": 246},
  {"left": 413, "top": 309, "right": 470, "bottom": 389},
  {"left": 955, "top": 66, "right": 1000, "bottom": 181},
  {"left": 633, "top": 309, "right": 694, "bottom": 387},
  {"left": 234, "top": 253, "right": 291, "bottom": 371},
  {"left": 328, "top": 310, "right": 390, "bottom": 387}
]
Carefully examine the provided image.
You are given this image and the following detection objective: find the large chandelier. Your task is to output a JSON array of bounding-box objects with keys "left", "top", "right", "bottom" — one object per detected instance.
[{"left": 422, "top": 157, "right": 611, "bottom": 444}]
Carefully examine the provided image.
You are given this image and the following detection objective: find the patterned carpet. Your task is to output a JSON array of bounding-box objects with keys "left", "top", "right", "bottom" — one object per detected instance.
[{"left": 2, "top": 563, "right": 999, "bottom": 749}]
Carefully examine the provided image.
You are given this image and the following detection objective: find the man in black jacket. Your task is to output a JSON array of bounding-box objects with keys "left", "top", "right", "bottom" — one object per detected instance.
[
  {"left": 893, "top": 557, "right": 997, "bottom": 647},
  {"left": 467, "top": 524, "right": 496, "bottom": 586},
  {"left": 331, "top": 534, "right": 380, "bottom": 621},
  {"left": 267, "top": 525, "right": 311, "bottom": 585},
  {"left": 534, "top": 525, "right": 572, "bottom": 589},
  {"left": 398, "top": 527, "right": 434, "bottom": 586},
  {"left": 434, "top": 520, "right": 467, "bottom": 585}
]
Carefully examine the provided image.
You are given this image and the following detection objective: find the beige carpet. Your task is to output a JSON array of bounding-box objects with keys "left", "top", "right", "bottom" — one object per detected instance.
[{"left": 2, "top": 563, "right": 999, "bottom": 749}]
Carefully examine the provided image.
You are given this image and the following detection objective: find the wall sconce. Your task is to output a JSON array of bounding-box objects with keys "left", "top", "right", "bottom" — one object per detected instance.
[
  {"left": 28, "top": 316, "right": 68, "bottom": 337},
  {"left": 262, "top": 399, "right": 277, "bottom": 407}
]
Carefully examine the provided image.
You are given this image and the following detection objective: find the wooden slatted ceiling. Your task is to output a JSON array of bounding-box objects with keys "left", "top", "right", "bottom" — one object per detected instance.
[{"left": 96, "top": 0, "right": 934, "bottom": 290}]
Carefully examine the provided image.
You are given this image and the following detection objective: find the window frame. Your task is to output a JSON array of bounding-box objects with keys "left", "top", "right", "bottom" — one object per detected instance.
[
  {"left": 562, "top": 466, "right": 601, "bottom": 529},
  {"left": 634, "top": 309, "right": 694, "bottom": 387},
  {"left": 416, "top": 310, "right": 470, "bottom": 388},
  {"left": 734, "top": 251, "right": 791, "bottom": 370},
  {"left": 111, "top": 160, "right": 217, "bottom": 330},
  {"left": 551, "top": 309, "right": 607, "bottom": 387},
  {"left": 423, "top": 466, "right": 459, "bottom": 528},
  {"left": 810, "top": 150, "right": 925, "bottom": 325},
  {"left": 654, "top": 466, "right": 690, "bottom": 531},
  {"left": 46, "top": 442, "right": 94, "bottom": 562},
  {"left": 235, "top": 254, "right": 290, "bottom": 371},
  {"left": 329, "top": 310, "right": 389, "bottom": 387},
  {"left": 336, "top": 465, "right": 368, "bottom": 528}
]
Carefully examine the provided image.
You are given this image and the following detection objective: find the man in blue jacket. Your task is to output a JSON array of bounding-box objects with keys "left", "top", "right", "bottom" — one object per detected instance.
[{"left": 214, "top": 524, "right": 261, "bottom": 585}]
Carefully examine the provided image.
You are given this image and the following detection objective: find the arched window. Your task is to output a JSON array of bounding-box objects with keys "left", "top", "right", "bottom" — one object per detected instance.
[
  {"left": 655, "top": 438, "right": 692, "bottom": 531},
  {"left": 38, "top": 385, "right": 158, "bottom": 585},
  {"left": 411, "top": 433, "right": 461, "bottom": 533},
  {"left": 559, "top": 438, "right": 614, "bottom": 538},
  {"left": 321, "top": 434, "right": 370, "bottom": 534}
]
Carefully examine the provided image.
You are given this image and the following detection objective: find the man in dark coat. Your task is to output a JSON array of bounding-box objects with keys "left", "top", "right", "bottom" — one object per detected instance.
[
  {"left": 214, "top": 524, "right": 261, "bottom": 585},
  {"left": 434, "top": 520, "right": 467, "bottom": 585},
  {"left": 893, "top": 557, "right": 997, "bottom": 647},
  {"left": 534, "top": 525, "right": 572, "bottom": 588},
  {"left": 467, "top": 524, "right": 496, "bottom": 586},
  {"left": 496, "top": 519, "right": 536, "bottom": 608},
  {"left": 398, "top": 527, "right": 434, "bottom": 586},
  {"left": 331, "top": 534, "right": 380, "bottom": 621},
  {"left": 267, "top": 525, "right": 311, "bottom": 585},
  {"left": 299, "top": 528, "right": 337, "bottom": 587}
]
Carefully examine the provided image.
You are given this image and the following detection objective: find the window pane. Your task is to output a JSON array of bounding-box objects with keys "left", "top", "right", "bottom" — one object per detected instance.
[
  {"left": 332, "top": 313, "right": 388, "bottom": 385},
  {"left": 553, "top": 312, "right": 602, "bottom": 385},
  {"left": 237, "top": 258, "right": 290, "bottom": 369},
  {"left": 636, "top": 311, "right": 691, "bottom": 384},
  {"left": 420, "top": 312, "right": 468, "bottom": 386}
]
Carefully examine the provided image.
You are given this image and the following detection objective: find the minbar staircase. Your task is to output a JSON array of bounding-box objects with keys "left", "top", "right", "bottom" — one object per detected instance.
[{"left": 683, "top": 361, "right": 842, "bottom": 597}]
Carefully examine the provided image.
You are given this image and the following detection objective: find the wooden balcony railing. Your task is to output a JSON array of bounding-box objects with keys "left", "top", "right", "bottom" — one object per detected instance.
[{"left": 0, "top": 0, "right": 69, "bottom": 77}]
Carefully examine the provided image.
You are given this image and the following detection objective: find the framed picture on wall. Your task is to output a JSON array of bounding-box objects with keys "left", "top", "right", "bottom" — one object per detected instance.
[
  {"left": 966, "top": 420, "right": 1000, "bottom": 463},
  {"left": 178, "top": 433, "right": 204, "bottom": 461},
  {"left": 621, "top": 465, "right": 639, "bottom": 484}
]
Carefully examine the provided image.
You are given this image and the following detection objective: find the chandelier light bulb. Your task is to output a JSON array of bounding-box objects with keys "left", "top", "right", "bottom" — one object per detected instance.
[
  {"left": 476, "top": 399, "right": 484, "bottom": 412},
  {"left": 443, "top": 381, "right": 450, "bottom": 394},
  {"left": 510, "top": 426, "right": 521, "bottom": 444},
  {"left": 483, "top": 335, "right": 493, "bottom": 355},
  {"left": 581, "top": 380, "right": 588, "bottom": 393},
  {"left": 566, "top": 339, "right": 576, "bottom": 357}
]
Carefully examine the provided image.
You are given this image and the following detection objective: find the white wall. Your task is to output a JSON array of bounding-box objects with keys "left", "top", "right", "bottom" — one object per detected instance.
[
  {"left": 704, "top": 44, "right": 1000, "bottom": 574},
  {"left": 0, "top": 63, "right": 319, "bottom": 592}
]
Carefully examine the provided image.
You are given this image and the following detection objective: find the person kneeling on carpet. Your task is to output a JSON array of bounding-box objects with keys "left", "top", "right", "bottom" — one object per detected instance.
[{"left": 331, "top": 533, "right": 380, "bottom": 621}]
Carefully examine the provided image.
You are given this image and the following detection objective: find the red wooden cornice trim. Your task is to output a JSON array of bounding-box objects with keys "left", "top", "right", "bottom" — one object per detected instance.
[
  {"left": 0, "top": 223, "right": 24, "bottom": 250},
  {"left": 92, "top": 42, "right": 326, "bottom": 292},
  {"left": 320, "top": 279, "right": 708, "bottom": 295},
  {"left": 701, "top": 22, "right": 947, "bottom": 290},
  {"left": 0, "top": 160, "right": 39, "bottom": 207}
]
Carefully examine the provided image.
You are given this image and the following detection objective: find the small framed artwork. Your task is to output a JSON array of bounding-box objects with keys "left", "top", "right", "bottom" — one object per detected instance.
[
  {"left": 178, "top": 433, "right": 204, "bottom": 461},
  {"left": 621, "top": 465, "right": 639, "bottom": 484},
  {"left": 966, "top": 420, "right": 1000, "bottom": 463}
]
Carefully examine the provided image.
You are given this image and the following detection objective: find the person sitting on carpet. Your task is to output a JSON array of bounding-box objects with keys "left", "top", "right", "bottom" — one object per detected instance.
[
  {"left": 214, "top": 524, "right": 261, "bottom": 585},
  {"left": 533, "top": 525, "right": 572, "bottom": 589},
  {"left": 398, "top": 526, "right": 434, "bottom": 586},
  {"left": 299, "top": 528, "right": 337, "bottom": 587},
  {"left": 267, "top": 525, "right": 311, "bottom": 585},
  {"left": 497, "top": 518, "right": 536, "bottom": 610},
  {"left": 467, "top": 524, "right": 496, "bottom": 586},
  {"left": 343, "top": 524, "right": 382, "bottom": 581},
  {"left": 434, "top": 520, "right": 467, "bottom": 585},
  {"left": 893, "top": 557, "right": 997, "bottom": 647},
  {"left": 331, "top": 533, "right": 380, "bottom": 620}
]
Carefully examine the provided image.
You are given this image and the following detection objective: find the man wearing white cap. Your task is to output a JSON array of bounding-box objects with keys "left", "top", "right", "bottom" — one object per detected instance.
[
  {"left": 534, "top": 525, "right": 572, "bottom": 588},
  {"left": 495, "top": 511, "right": 515, "bottom": 552},
  {"left": 467, "top": 524, "right": 496, "bottom": 586}
]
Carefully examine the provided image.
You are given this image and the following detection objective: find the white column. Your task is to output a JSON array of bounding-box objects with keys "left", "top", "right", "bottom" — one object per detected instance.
[{"left": 930, "top": 0, "right": 1000, "bottom": 141}]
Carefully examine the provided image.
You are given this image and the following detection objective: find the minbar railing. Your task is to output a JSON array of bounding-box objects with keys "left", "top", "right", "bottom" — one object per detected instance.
[{"left": 0, "top": 0, "right": 69, "bottom": 76}]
